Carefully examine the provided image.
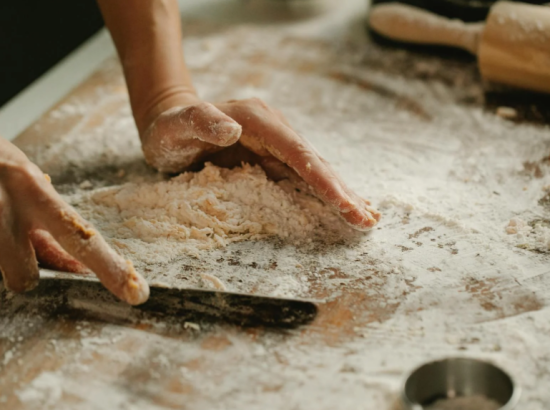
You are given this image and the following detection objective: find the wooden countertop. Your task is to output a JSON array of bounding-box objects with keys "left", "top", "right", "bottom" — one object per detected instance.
[{"left": 2, "top": 1, "right": 550, "bottom": 409}]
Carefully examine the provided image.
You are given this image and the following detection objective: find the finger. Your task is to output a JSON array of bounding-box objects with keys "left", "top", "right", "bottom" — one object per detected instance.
[
  {"left": 316, "top": 157, "right": 382, "bottom": 227},
  {"left": 183, "top": 102, "right": 242, "bottom": 146},
  {"left": 271, "top": 108, "right": 293, "bottom": 129},
  {"left": 256, "top": 130, "right": 380, "bottom": 229},
  {"left": 317, "top": 157, "right": 372, "bottom": 205},
  {"left": 313, "top": 155, "right": 381, "bottom": 223},
  {"left": 261, "top": 117, "right": 382, "bottom": 228},
  {"left": 151, "top": 103, "right": 242, "bottom": 147},
  {"left": 259, "top": 156, "right": 301, "bottom": 183},
  {"left": 142, "top": 103, "right": 242, "bottom": 173},
  {"left": 282, "top": 126, "right": 375, "bottom": 208},
  {"left": 217, "top": 102, "right": 350, "bottom": 207},
  {"left": 259, "top": 157, "right": 381, "bottom": 228},
  {"left": 143, "top": 135, "right": 223, "bottom": 173},
  {"left": 257, "top": 126, "right": 379, "bottom": 229},
  {"left": 338, "top": 199, "right": 381, "bottom": 230},
  {"left": 30, "top": 229, "right": 90, "bottom": 274},
  {"left": 326, "top": 173, "right": 381, "bottom": 224},
  {"left": 204, "top": 143, "right": 262, "bottom": 169},
  {"left": 217, "top": 101, "right": 380, "bottom": 229},
  {"left": 33, "top": 190, "right": 149, "bottom": 305},
  {"left": 301, "top": 155, "right": 380, "bottom": 230},
  {"left": 257, "top": 127, "right": 369, "bottom": 216},
  {"left": 0, "top": 194, "right": 39, "bottom": 293}
]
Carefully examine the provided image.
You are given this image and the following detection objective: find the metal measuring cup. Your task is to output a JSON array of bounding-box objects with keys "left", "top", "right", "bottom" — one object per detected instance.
[{"left": 401, "top": 358, "right": 520, "bottom": 409}]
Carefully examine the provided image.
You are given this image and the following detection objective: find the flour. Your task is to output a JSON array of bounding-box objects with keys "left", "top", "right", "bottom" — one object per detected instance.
[
  {"left": 2, "top": 349, "right": 14, "bottom": 366},
  {"left": 16, "top": 372, "right": 63, "bottom": 408},
  {"left": 510, "top": 219, "right": 550, "bottom": 253},
  {"left": 506, "top": 217, "right": 550, "bottom": 253},
  {"left": 496, "top": 106, "right": 518, "bottom": 120},
  {"left": 505, "top": 217, "right": 530, "bottom": 235},
  {"left": 67, "top": 162, "right": 354, "bottom": 266}
]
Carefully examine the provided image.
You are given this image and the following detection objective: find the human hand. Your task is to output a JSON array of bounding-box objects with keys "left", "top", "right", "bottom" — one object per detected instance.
[
  {"left": 140, "top": 94, "right": 242, "bottom": 173},
  {"left": 141, "top": 97, "right": 381, "bottom": 230},
  {"left": 96, "top": 0, "right": 379, "bottom": 229},
  {"left": 0, "top": 138, "right": 149, "bottom": 305}
]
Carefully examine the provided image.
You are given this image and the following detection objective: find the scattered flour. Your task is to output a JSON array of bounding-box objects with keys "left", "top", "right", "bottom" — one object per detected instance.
[
  {"left": 2, "top": 349, "right": 14, "bottom": 366},
  {"left": 16, "top": 372, "right": 63, "bottom": 407},
  {"left": 505, "top": 217, "right": 530, "bottom": 235},
  {"left": 507, "top": 217, "right": 550, "bottom": 253},
  {"left": 532, "top": 223, "right": 550, "bottom": 251}
]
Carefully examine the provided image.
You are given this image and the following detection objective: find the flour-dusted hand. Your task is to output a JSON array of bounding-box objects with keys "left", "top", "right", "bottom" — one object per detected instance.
[
  {"left": 96, "top": 0, "right": 381, "bottom": 230},
  {"left": 141, "top": 96, "right": 242, "bottom": 173},
  {"left": 216, "top": 98, "right": 381, "bottom": 230},
  {"left": 142, "top": 98, "right": 381, "bottom": 230},
  {"left": 0, "top": 138, "right": 149, "bottom": 305}
]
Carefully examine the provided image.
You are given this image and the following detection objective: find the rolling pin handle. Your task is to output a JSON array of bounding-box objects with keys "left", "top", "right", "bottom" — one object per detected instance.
[{"left": 369, "top": 3, "right": 484, "bottom": 55}]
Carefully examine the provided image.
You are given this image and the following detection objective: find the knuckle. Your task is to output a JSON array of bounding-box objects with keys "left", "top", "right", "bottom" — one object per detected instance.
[
  {"left": 293, "top": 141, "right": 310, "bottom": 156},
  {"left": 272, "top": 108, "right": 284, "bottom": 117},
  {"left": 194, "top": 101, "right": 212, "bottom": 111},
  {"left": 142, "top": 145, "right": 165, "bottom": 170},
  {"left": 0, "top": 261, "right": 39, "bottom": 293},
  {"left": 184, "top": 102, "right": 211, "bottom": 120},
  {"left": 59, "top": 209, "right": 97, "bottom": 241},
  {"left": 2, "top": 162, "right": 46, "bottom": 196},
  {"left": 10, "top": 162, "right": 43, "bottom": 184},
  {"left": 245, "top": 97, "right": 268, "bottom": 109},
  {"left": 318, "top": 155, "right": 329, "bottom": 165}
]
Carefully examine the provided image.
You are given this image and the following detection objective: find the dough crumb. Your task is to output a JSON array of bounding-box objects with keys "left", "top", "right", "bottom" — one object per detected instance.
[
  {"left": 506, "top": 217, "right": 529, "bottom": 235},
  {"left": 184, "top": 322, "right": 201, "bottom": 331},
  {"left": 496, "top": 106, "right": 518, "bottom": 120},
  {"left": 200, "top": 273, "right": 227, "bottom": 290},
  {"left": 79, "top": 180, "right": 93, "bottom": 190}
]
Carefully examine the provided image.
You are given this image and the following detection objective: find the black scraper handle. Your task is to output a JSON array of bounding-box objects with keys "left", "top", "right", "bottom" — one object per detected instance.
[{"left": 0, "top": 270, "right": 318, "bottom": 329}]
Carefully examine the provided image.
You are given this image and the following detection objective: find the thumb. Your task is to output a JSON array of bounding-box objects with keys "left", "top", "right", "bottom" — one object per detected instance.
[{"left": 181, "top": 102, "right": 242, "bottom": 146}]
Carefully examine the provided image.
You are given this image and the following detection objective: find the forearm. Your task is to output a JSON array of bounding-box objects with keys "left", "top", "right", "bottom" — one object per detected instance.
[
  {"left": 0, "top": 136, "right": 34, "bottom": 171},
  {"left": 96, "top": 0, "right": 197, "bottom": 134}
]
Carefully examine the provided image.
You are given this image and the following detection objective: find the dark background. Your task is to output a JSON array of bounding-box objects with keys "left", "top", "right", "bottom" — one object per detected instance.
[{"left": 0, "top": 0, "right": 104, "bottom": 107}]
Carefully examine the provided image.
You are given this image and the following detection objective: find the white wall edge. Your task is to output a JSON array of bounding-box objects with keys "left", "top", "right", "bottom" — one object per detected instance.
[{"left": 0, "top": 28, "right": 115, "bottom": 141}]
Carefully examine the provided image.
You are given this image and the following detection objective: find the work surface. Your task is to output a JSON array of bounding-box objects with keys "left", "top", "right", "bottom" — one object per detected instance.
[{"left": 3, "top": 1, "right": 550, "bottom": 409}]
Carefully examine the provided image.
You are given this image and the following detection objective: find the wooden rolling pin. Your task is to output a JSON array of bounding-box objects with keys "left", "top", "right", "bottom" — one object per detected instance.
[{"left": 369, "top": 1, "right": 550, "bottom": 94}]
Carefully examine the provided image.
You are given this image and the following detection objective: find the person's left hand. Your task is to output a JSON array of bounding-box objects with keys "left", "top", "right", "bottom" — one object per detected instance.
[{"left": 141, "top": 96, "right": 381, "bottom": 230}]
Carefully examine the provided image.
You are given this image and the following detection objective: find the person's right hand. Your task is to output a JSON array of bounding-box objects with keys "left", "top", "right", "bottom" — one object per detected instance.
[
  {"left": 0, "top": 137, "right": 149, "bottom": 305},
  {"left": 140, "top": 96, "right": 381, "bottom": 230}
]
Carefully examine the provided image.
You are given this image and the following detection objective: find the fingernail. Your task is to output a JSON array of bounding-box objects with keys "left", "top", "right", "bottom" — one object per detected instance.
[
  {"left": 23, "top": 276, "right": 40, "bottom": 292},
  {"left": 120, "top": 260, "right": 150, "bottom": 305},
  {"left": 212, "top": 120, "right": 242, "bottom": 146},
  {"left": 340, "top": 197, "right": 357, "bottom": 213}
]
